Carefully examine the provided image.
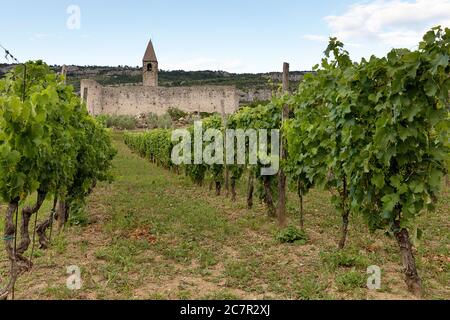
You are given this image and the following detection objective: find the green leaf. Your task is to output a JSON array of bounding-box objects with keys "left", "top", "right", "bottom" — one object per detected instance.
[
  {"left": 371, "top": 173, "right": 385, "bottom": 189},
  {"left": 402, "top": 103, "right": 422, "bottom": 122},
  {"left": 409, "top": 180, "right": 425, "bottom": 193},
  {"left": 429, "top": 168, "right": 443, "bottom": 187},
  {"left": 423, "top": 30, "right": 436, "bottom": 45},
  {"left": 8, "top": 98, "right": 22, "bottom": 121},
  {"left": 430, "top": 54, "right": 449, "bottom": 75},
  {"left": 424, "top": 79, "right": 437, "bottom": 97},
  {"left": 381, "top": 193, "right": 400, "bottom": 213},
  {"left": 398, "top": 125, "right": 417, "bottom": 141}
]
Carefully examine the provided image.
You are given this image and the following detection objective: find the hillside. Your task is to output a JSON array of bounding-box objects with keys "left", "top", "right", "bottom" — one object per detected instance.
[{"left": 0, "top": 64, "right": 310, "bottom": 104}]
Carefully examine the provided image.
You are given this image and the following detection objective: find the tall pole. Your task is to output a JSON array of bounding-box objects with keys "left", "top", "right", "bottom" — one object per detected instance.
[
  {"left": 221, "top": 100, "right": 230, "bottom": 196},
  {"left": 61, "top": 65, "right": 67, "bottom": 84},
  {"left": 277, "top": 62, "right": 289, "bottom": 227}
]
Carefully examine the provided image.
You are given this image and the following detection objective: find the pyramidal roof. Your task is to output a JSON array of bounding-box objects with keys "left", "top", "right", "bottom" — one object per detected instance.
[{"left": 143, "top": 40, "right": 157, "bottom": 62}]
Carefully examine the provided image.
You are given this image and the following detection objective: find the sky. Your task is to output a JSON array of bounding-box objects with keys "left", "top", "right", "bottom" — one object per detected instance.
[{"left": 1, "top": 0, "right": 450, "bottom": 73}]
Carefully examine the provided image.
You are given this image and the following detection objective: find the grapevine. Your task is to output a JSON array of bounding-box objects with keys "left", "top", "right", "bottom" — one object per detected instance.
[
  {"left": 123, "top": 27, "right": 450, "bottom": 296},
  {"left": 0, "top": 61, "right": 116, "bottom": 299}
]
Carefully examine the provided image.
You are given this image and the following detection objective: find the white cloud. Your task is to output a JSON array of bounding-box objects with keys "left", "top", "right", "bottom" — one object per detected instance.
[
  {"left": 377, "top": 30, "right": 423, "bottom": 47},
  {"left": 324, "top": 0, "right": 450, "bottom": 47},
  {"left": 302, "top": 34, "right": 362, "bottom": 47}
]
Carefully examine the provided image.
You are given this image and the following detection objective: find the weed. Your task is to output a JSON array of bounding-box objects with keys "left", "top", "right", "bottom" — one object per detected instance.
[
  {"left": 335, "top": 270, "right": 367, "bottom": 291},
  {"left": 52, "top": 234, "right": 68, "bottom": 254},
  {"left": 202, "top": 290, "right": 241, "bottom": 300},
  {"left": 294, "top": 275, "right": 330, "bottom": 300},
  {"left": 275, "top": 225, "right": 308, "bottom": 244},
  {"left": 320, "top": 249, "right": 368, "bottom": 270}
]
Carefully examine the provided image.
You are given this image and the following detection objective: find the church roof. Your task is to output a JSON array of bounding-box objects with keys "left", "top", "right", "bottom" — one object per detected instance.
[{"left": 143, "top": 40, "right": 157, "bottom": 62}]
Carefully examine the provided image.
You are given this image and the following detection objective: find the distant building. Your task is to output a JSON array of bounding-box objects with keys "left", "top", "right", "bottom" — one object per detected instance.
[
  {"left": 142, "top": 40, "right": 158, "bottom": 87},
  {"left": 81, "top": 40, "right": 238, "bottom": 116}
]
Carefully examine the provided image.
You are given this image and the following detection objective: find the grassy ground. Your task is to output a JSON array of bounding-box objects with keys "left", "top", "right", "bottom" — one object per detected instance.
[{"left": 0, "top": 132, "right": 448, "bottom": 300}]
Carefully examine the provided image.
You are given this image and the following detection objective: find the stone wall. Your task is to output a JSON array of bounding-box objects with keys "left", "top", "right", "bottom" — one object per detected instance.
[
  {"left": 80, "top": 80, "right": 103, "bottom": 115},
  {"left": 80, "top": 80, "right": 239, "bottom": 116},
  {"left": 238, "top": 88, "right": 273, "bottom": 104}
]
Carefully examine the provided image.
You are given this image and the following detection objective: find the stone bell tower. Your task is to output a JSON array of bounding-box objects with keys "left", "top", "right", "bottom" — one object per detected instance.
[{"left": 143, "top": 39, "right": 158, "bottom": 87}]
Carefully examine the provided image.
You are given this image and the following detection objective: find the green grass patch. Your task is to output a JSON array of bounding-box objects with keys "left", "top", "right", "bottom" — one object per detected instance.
[
  {"left": 202, "top": 290, "right": 241, "bottom": 300},
  {"left": 275, "top": 225, "right": 308, "bottom": 244},
  {"left": 293, "top": 275, "right": 331, "bottom": 300},
  {"left": 320, "top": 249, "right": 368, "bottom": 271},
  {"left": 335, "top": 270, "right": 367, "bottom": 291}
]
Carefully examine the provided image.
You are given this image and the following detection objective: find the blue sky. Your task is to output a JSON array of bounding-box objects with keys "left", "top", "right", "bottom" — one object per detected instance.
[{"left": 1, "top": 0, "right": 450, "bottom": 73}]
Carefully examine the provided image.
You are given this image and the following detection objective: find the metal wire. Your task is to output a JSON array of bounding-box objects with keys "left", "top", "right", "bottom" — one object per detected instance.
[{"left": 0, "top": 43, "right": 20, "bottom": 63}]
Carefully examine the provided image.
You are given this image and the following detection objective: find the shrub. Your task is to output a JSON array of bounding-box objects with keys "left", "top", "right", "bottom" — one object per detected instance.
[
  {"left": 167, "top": 107, "right": 188, "bottom": 121},
  {"left": 111, "top": 115, "right": 137, "bottom": 130},
  {"left": 158, "top": 113, "right": 173, "bottom": 129},
  {"left": 95, "top": 114, "right": 109, "bottom": 127},
  {"left": 143, "top": 112, "right": 173, "bottom": 129},
  {"left": 96, "top": 115, "right": 137, "bottom": 130},
  {"left": 144, "top": 112, "right": 160, "bottom": 129},
  {"left": 200, "top": 111, "right": 219, "bottom": 119},
  {"left": 275, "top": 225, "right": 308, "bottom": 244},
  {"left": 68, "top": 198, "right": 89, "bottom": 227}
]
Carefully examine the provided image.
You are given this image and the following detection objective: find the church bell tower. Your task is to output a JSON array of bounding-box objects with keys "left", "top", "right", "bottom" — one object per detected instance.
[{"left": 143, "top": 39, "right": 158, "bottom": 87}]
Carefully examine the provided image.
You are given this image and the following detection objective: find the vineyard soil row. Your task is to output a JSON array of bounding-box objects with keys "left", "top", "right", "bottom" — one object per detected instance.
[{"left": 1, "top": 133, "right": 448, "bottom": 299}]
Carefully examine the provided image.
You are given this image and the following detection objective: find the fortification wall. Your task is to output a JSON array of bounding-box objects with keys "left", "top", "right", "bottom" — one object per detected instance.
[
  {"left": 81, "top": 80, "right": 238, "bottom": 116},
  {"left": 238, "top": 88, "right": 273, "bottom": 104},
  {"left": 80, "top": 80, "right": 103, "bottom": 115}
]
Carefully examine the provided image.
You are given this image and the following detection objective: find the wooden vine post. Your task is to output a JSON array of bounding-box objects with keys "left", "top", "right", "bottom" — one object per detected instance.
[
  {"left": 277, "top": 62, "right": 289, "bottom": 227},
  {"left": 221, "top": 100, "right": 230, "bottom": 197},
  {"left": 61, "top": 65, "right": 67, "bottom": 82}
]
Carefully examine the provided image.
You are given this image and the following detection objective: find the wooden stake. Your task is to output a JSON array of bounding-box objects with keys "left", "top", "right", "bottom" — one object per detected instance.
[
  {"left": 61, "top": 65, "right": 67, "bottom": 84},
  {"left": 221, "top": 100, "right": 230, "bottom": 197},
  {"left": 277, "top": 62, "right": 289, "bottom": 227}
]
